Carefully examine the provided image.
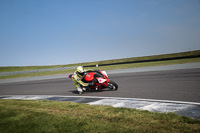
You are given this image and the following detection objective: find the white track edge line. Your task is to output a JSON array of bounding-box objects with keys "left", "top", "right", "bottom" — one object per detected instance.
[{"left": 1, "top": 95, "right": 200, "bottom": 105}]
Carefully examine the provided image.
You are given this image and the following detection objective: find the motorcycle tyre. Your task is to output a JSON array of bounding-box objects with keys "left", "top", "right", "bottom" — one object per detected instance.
[{"left": 108, "top": 80, "right": 118, "bottom": 90}]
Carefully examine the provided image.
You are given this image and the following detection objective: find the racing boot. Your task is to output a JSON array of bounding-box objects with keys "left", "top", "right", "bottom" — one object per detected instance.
[{"left": 77, "top": 87, "right": 83, "bottom": 94}]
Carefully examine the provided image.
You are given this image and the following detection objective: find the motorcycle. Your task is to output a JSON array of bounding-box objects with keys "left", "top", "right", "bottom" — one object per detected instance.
[{"left": 68, "top": 70, "right": 118, "bottom": 94}]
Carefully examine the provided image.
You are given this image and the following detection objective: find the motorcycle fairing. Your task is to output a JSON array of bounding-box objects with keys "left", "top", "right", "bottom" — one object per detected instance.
[
  {"left": 96, "top": 77, "right": 107, "bottom": 83},
  {"left": 84, "top": 72, "right": 95, "bottom": 82},
  {"left": 100, "top": 71, "right": 108, "bottom": 78}
]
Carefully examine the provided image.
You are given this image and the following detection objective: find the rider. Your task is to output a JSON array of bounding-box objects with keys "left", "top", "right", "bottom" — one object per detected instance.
[{"left": 72, "top": 66, "right": 95, "bottom": 94}]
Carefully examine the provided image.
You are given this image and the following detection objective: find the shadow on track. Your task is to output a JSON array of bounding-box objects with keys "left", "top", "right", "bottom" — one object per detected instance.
[{"left": 70, "top": 89, "right": 114, "bottom": 95}]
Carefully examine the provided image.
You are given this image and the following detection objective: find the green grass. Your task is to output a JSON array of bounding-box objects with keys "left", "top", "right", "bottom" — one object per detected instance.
[
  {"left": 90, "top": 56, "right": 200, "bottom": 71},
  {"left": 1, "top": 50, "right": 200, "bottom": 73},
  {"left": 0, "top": 57, "right": 200, "bottom": 79},
  {"left": 0, "top": 99, "right": 200, "bottom": 133},
  {"left": 0, "top": 69, "right": 76, "bottom": 79},
  {"left": 0, "top": 50, "right": 200, "bottom": 79}
]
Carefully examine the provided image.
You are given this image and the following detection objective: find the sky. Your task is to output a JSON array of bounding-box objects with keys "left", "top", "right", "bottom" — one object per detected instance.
[{"left": 0, "top": 0, "right": 200, "bottom": 66}]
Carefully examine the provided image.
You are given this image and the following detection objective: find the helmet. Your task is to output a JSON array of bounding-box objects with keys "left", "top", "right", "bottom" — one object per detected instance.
[{"left": 76, "top": 66, "right": 85, "bottom": 77}]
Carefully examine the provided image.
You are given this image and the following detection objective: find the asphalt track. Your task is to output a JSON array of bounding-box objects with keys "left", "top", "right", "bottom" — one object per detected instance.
[{"left": 0, "top": 67, "right": 200, "bottom": 103}]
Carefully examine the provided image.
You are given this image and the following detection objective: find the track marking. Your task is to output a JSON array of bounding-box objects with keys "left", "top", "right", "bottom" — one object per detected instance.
[
  {"left": 1, "top": 95, "right": 200, "bottom": 119},
  {"left": 1, "top": 95, "right": 200, "bottom": 105}
]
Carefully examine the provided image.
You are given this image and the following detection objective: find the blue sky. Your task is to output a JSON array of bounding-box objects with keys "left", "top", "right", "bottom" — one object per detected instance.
[{"left": 0, "top": 0, "right": 200, "bottom": 66}]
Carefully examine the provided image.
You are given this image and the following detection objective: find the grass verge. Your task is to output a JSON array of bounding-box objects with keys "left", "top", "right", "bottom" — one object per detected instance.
[
  {"left": 1, "top": 50, "right": 200, "bottom": 73},
  {"left": 0, "top": 57, "right": 200, "bottom": 79},
  {"left": 0, "top": 99, "right": 200, "bottom": 132}
]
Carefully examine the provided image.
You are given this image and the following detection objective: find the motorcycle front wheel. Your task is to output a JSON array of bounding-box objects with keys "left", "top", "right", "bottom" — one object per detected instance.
[{"left": 107, "top": 80, "right": 118, "bottom": 90}]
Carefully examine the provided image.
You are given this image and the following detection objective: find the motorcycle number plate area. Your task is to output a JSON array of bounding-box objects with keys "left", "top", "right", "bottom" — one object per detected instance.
[{"left": 97, "top": 78, "right": 107, "bottom": 83}]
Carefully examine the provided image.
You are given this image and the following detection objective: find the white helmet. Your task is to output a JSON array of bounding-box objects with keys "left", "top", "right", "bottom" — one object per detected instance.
[{"left": 76, "top": 66, "right": 85, "bottom": 77}]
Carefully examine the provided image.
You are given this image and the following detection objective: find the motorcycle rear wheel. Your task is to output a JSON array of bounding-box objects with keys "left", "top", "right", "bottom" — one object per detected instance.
[{"left": 107, "top": 80, "right": 118, "bottom": 90}]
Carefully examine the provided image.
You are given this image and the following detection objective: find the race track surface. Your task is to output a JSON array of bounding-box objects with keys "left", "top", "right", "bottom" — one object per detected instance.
[{"left": 0, "top": 68, "right": 200, "bottom": 103}]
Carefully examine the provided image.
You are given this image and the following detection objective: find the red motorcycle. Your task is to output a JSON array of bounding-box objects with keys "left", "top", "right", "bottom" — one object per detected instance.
[{"left": 68, "top": 70, "right": 118, "bottom": 93}]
